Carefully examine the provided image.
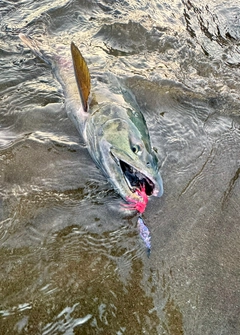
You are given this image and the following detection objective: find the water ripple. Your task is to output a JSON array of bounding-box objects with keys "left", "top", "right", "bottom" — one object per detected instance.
[{"left": 42, "top": 303, "right": 92, "bottom": 335}]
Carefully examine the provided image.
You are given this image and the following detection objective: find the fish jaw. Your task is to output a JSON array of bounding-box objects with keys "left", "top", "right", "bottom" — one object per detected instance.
[
  {"left": 91, "top": 143, "right": 163, "bottom": 205},
  {"left": 151, "top": 172, "right": 164, "bottom": 197},
  {"left": 97, "top": 140, "right": 144, "bottom": 203},
  {"left": 110, "top": 146, "right": 164, "bottom": 200}
]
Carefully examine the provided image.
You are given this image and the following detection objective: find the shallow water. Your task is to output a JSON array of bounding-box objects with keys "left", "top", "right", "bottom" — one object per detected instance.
[{"left": 1, "top": 0, "right": 240, "bottom": 334}]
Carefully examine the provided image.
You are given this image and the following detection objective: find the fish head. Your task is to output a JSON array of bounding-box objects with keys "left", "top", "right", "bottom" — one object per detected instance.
[{"left": 96, "top": 105, "right": 163, "bottom": 202}]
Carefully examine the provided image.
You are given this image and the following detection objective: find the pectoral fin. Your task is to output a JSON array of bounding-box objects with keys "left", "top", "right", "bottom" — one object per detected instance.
[{"left": 71, "top": 42, "right": 91, "bottom": 112}]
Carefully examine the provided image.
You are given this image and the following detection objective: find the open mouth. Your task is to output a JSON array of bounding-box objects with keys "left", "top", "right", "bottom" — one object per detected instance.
[{"left": 119, "top": 160, "right": 154, "bottom": 196}]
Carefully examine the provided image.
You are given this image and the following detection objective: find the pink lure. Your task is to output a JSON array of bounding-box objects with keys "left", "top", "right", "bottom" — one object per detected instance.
[{"left": 123, "top": 185, "right": 148, "bottom": 214}]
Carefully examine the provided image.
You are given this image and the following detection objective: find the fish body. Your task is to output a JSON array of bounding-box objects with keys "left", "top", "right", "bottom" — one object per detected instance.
[{"left": 19, "top": 34, "right": 163, "bottom": 204}]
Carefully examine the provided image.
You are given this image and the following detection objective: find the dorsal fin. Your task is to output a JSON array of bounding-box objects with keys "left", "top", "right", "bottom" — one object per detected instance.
[{"left": 71, "top": 42, "right": 91, "bottom": 112}]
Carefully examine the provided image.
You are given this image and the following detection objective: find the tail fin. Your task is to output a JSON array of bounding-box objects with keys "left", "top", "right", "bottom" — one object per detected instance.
[
  {"left": 19, "top": 33, "right": 52, "bottom": 66},
  {"left": 19, "top": 34, "right": 89, "bottom": 134}
]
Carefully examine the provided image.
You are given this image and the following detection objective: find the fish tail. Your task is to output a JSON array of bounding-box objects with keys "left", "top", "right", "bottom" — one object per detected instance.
[{"left": 19, "top": 33, "right": 53, "bottom": 66}]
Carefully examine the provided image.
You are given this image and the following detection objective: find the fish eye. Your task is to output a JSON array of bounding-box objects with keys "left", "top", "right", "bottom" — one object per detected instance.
[{"left": 131, "top": 144, "right": 141, "bottom": 154}]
